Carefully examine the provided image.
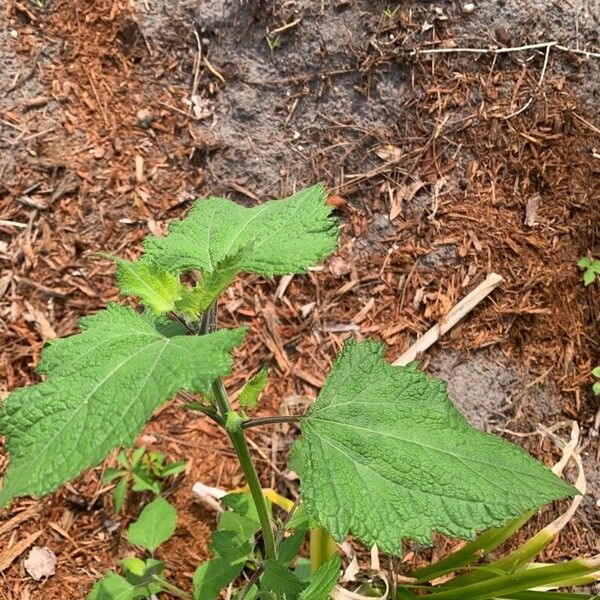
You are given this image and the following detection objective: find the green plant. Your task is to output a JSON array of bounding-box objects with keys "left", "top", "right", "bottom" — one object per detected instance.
[
  {"left": 0, "top": 184, "right": 593, "bottom": 599},
  {"left": 383, "top": 5, "right": 401, "bottom": 19},
  {"left": 577, "top": 256, "right": 600, "bottom": 286},
  {"left": 266, "top": 33, "right": 281, "bottom": 52},
  {"left": 102, "top": 447, "right": 187, "bottom": 513}
]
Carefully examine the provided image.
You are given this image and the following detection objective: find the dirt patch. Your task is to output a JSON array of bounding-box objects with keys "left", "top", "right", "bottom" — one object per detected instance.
[{"left": 0, "top": 0, "right": 599, "bottom": 597}]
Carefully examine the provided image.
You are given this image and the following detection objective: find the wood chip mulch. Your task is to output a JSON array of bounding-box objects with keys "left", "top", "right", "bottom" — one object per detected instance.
[{"left": 0, "top": 1, "right": 599, "bottom": 598}]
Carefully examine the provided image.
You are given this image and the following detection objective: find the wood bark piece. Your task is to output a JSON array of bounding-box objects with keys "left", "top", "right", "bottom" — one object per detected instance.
[{"left": 393, "top": 273, "right": 504, "bottom": 367}]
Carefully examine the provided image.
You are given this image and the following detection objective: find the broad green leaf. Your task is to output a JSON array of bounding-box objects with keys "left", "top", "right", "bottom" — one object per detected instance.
[
  {"left": 292, "top": 340, "right": 575, "bottom": 555},
  {"left": 192, "top": 557, "right": 244, "bottom": 600},
  {"left": 238, "top": 366, "right": 268, "bottom": 409},
  {"left": 127, "top": 496, "right": 177, "bottom": 552},
  {"left": 87, "top": 572, "right": 134, "bottom": 600},
  {"left": 176, "top": 251, "right": 244, "bottom": 317},
  {"left": 299, "top": 554, "right": 341, "bottom": 600},
  {"left": 210, "top": 529, "right": 253, "bottom": 564},
  {"left": 143, "top": 183, "right": 338, "bottom": 276},
  {"left": 109, "top": 256, "right": 184, "bottom": 314},
  {"left": 262, "top": 559, "right": 307, "bottom": 595},
  {"left": 0, "top": 304, "right": 245, "bottom": 505}
]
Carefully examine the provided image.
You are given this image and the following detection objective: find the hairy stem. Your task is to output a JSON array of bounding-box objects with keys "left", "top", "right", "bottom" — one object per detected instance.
[
  {"left": 237, "top": 566, "right": 265, "bottom": 600},
  {"left": 242, "top": 415, "right": 303, "bottom": 430},
  {"left": 212, "top": 379, "right": 277, "bottom": 559}
]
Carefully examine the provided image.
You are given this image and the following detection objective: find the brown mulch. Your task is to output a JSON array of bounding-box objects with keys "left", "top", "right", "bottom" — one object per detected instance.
[{"left": 1, "top": 1, "right": 599, "bottom": 598}]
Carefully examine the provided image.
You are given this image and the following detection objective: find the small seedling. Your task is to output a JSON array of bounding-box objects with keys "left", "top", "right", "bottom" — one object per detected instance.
[
  {"left": 266, "top": 33, "right": 281, "bottom": 52},
  {"left": 383, "top": 5, "right": 400, "bottom": 19},
  {"left": 577, "top": 256, "right": 600, "bottom": 286},
  {"left": 102, "top": 447, "right": 187, "bottom": 513},
  {"left": 0, "top": 185, "right": 593, "bottom": 599},
  {"left": 592, "top": 366, "right": 600, "bottom": 395}
]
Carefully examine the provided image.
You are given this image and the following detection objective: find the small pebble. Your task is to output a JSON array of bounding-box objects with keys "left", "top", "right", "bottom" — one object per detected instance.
[
  {"left": 136, "top": 108, "right": 155, "bottom": 128},
  {"left": 462, "top": 3, "right": 475, "bottom": 14}
]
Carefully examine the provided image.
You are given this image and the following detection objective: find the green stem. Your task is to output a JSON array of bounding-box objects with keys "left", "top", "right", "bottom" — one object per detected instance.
[
  {"left": 212, "top": 379, "right": 277, "bottom": 560},
  {"left": 242, "top": 415, "right": 303, "bottom": 429},
  {"left": 421, "top": 557, "right": 600, "bottom": 600},
  {"left": 237, "top": 566, "right": 264, "bottom": 600},
  {"left": 310, "top": 527, "right": 337, "bottom": 574},
  {"left": 151, "top": 575, "right": 191, "bottom": 599}
]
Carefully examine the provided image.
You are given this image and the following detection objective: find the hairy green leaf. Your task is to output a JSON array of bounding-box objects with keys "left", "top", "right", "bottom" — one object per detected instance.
[
  {"left": 127, "top": 496, "right": 177, "bottom": 552},
  {"left": 292, "top": 340, "right": 575, "bottom": 555},
  {"left": 210, "top": 530, "right": 253, "bottom": 564},
  {"left": 218, "top": 512, "right": 260, "bottom": 542},
  {"left": 109, "top": 256, "right": 184, "bottom": 314},
  {"left": 144, "top": 184, "right": 338, "bottom": 276},
  {"left": 299, "top": 554, "right": 341, "bottom": 600},
  {"left": 221, "top": 492, "right": 270, "bottom": 525},
  {"left": 192, "top": 557, "right": 244, "bottom": 600},
  {"left": 0, "top": 304, "right": 245, "bottom": 505},
  {"left": 176, "top": 251, "right": 244, "bottom": 317},
  {"left": 262, "top": 559, "right": 307, "bottom": 595},
  {"left": 238, "top": 366, "right": 268, "bottom": 409},
  {"left": 278, "top": 530, "right": 306, "bottom": 564}
]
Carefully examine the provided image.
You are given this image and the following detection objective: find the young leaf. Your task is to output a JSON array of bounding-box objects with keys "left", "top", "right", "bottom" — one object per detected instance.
[
  {"left": 278, "top": 529, "right": 306, "bottom": 564},
  {"left": 127, "top": 496, "right": 177, "bottom": 552},
  {"left": 299, "top": 554, "right": 341, "bottom": 600},
  {"left": 577, "top": 256, "right": 600, "bottom": 286},
  {"left": 121, "top": 557, "right": 147, "bottom": 577},
  {"left": 291, "top": 340, "right": 575, "bottom": 555},
  {"left": 130, "top": 446, "right": 147, "bottom": 469},
  {"left": 108, "top": 256, "right": 184, "bottom": 314},
  {"left": 218, "top": 512, "right": 261, "bottom": 542},
  {"left": 143, "top": 183, "right": 338, "bottom": 276},
  {"left": 238, "top": 366, "right": 268, "bottom": 409},
  {"left": 113, "top": 476, "right": 129, "bottom": 514},
  {"left": 192, "top": 557, "right": 244, "bottom": 600},
  {"left": 87, "top": 572, "right": 135, "bottom": 600},
  {"left": 131, "top": 472, "right": 161, "bottom": 494},
  {"left": 102, "top": 467, "right": 125, "bottom": 484},
  {"left": 221, "top": 491, "right": 270, "bottom": 525},
  {"left": 262, "top": 559, "right": 308, "bottom": 595},
  {"left": 175, "top": 251, "right": 245, "bottom": 317},
  {"left": 0, "top": 304, "right": 246, "bottom": 505},
  {"left": 123, "top": 558, "right": 164, "bottom": 599},
  {"left": 159, "top": 460, "right": 187, "bottom": 478}
]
